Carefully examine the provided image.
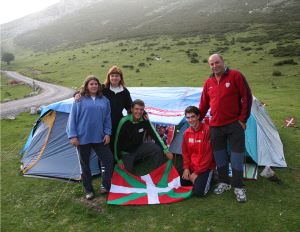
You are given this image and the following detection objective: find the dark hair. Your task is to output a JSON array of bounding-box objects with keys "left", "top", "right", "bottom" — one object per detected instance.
[
  {"left": 131, "top": 99, "right": 145, "bottom": 108},
  {"left": 184, "top": 106, "right": 200, "bottom": 116},
  {"left": 79, "top": 75, "right": 103, "bottom": 97},
  {"left": 104, "top": 66, "right": 125, "bottom": 88}
]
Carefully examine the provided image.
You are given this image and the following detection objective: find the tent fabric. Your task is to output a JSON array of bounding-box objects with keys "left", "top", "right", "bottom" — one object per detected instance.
[
  {"left": 22, "top": 112, "right": 101, "bottom": 179},
  {"left": 21, "top": 87, "right": 287, "bottom": 180},
  {"left": 251, "top": 97, "right": 286, "bottom": 167}
]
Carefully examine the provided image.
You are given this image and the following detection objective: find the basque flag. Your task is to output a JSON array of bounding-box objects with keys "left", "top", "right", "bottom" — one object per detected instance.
[{"left": 107, "top": 160, "right": 192, "bottom": 205}]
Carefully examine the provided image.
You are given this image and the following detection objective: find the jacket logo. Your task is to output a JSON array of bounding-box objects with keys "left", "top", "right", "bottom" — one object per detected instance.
[
  {"left": 138, "top": 128, "right": 144, "bottom": 133},
  {"left": 188, "top": 138, "right": 194, "bottom": 143},
  {"left": 225, "top": 82, "right": 230, "bottom": 88},
  {"left": 195, "top": 140, "right": 201, "bottom": 143}
]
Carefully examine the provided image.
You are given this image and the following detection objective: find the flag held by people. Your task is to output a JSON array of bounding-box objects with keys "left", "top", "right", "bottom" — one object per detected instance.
[{"left": 107, "top": 160, "right": 193, "bottom": 205}]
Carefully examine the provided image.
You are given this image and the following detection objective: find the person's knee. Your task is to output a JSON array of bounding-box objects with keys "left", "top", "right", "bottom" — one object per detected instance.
[
  {"left": 193, "top": 189, "right": 205, "bottom": 197},
  {"left": 152, "top": 143, "right": 163, "bottom": 154}
]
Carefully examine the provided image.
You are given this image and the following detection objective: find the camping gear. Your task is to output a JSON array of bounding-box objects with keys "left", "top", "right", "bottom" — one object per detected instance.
[{"left": 20, "top": 87, "right": 287, "bottom": 180}]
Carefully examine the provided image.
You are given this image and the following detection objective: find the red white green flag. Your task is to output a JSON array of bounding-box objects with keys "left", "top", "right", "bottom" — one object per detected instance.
[{"left": 107, "top": 160, "right": 193, "bottom": 205}]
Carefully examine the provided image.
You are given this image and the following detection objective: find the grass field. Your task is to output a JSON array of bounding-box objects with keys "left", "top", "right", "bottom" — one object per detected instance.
[
  {"left": 1, "top": 26, "right": 300, "bottom": 231},
  {"left": 0, "top": 73, "right": 33, "bottom": 102}
]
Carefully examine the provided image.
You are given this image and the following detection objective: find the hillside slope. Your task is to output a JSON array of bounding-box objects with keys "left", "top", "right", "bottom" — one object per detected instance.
[{"left": 1, "top": 0, "right": 299, "bottom": 51}]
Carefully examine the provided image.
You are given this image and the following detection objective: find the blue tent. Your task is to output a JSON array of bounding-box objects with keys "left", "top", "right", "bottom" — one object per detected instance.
[{"left": 20, "top": 87, "right": 287, "bottom": 180}]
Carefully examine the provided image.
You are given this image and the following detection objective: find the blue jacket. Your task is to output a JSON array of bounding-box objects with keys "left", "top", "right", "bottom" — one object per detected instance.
[{"left": 66, "top": 95, "right": 112, "bottom": 145}]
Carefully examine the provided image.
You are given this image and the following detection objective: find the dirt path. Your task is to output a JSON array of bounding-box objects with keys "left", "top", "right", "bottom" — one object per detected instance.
[{"left": 0, "top": 71, "right": 74, "bottom": 119}]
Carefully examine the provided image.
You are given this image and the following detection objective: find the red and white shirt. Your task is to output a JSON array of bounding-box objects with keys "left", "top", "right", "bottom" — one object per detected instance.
[
  {"left": 182, "top": 123, "right": 215, "bottom": 174},
  {"left": 199, "top": 68, "right": 252, "bottom": 126}
]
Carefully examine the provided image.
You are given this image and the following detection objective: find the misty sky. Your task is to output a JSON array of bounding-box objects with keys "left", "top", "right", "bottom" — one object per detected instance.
[{"left": 0, "top": 0, "right": 59, "bottom": 24}]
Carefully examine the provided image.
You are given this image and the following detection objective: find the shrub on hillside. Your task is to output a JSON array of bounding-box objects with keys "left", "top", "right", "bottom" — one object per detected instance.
[
  {"left": 272, "top": 71, "right": 282, "bottom": 76},
  {"left": 241, "top": 46, "right": 252, "bottom": 51},
  {"left": 274, "top": 59, "right": 298, "bottom": 66},
  {"left": 190, "top": 57, "right": 199, "bottom": 63},
  {"left": 236, "top": 36, "right": 270, "bottom": 44},
  {"left": 269, "top": 45, "right": 300, "bottom": 57},
  {"left": 209, "top": 46, "right": 229, "bottom": 54},
  {"left": 143, "top": 42, "right": 159, "bottom": 47},
  {"left": 156, "top": 46, "right": 171, "bottom": 50},
  {"left": 122, "top": 65, "right": 134, "bottom": 69},
  {"left": 176, "top": 41, "right": 187, "bottom": 46}
]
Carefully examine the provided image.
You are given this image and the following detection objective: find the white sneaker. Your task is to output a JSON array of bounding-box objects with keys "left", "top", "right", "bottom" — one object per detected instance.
[
  {"left": 213, "top": 183, "right": 231, "bottom": 195},
  {"left": 234, "top": 188, "right": 247, "bottom": 203},
  {"left": 85, "top": 192, "right": 94, "bottom": 200},
  {"left": 100, "top": 185, "right": 108, "bottom": 194}
]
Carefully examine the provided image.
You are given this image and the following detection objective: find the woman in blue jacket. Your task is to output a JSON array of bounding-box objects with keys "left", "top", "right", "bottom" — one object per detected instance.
[
  {"left": 67, "top": 75, "right": 114, "bottom": 200},
  {"left": 74, "top": 66, "right": 132, "bottom": 152}
]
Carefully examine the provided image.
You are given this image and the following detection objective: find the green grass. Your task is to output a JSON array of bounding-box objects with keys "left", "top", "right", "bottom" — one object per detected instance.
[
  {"left": 1, "top": 27, "right": 300, "bottom": 231},
  {"left": 0, "top": 73, "right": 33, "bottom": 102}
]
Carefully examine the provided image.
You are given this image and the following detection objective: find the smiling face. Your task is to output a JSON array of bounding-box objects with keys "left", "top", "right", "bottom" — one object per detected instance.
[
  {"left": 208, "top": 54, "right": 225, "bottom": 77},
  {"left": 87, "top": 80, "right": 99, "bottom": 96},
  {"left": 131, "top": 104, "right": 145, "bottom": 121},
  {"left": 185, "top": 112, "right": 200, "bottom": 130},
  {"left": 109, "top": 73, "right": 121, "bottom": 87}
]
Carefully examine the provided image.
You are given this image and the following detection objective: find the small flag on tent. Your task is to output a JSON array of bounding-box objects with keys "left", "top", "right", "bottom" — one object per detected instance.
[{"left": 107, "top": 160, "right": 193, "bottom": 205}]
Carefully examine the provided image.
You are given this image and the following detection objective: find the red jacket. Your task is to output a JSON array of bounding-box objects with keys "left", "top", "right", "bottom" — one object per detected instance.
[
  {"left": 182, "top": 123, "right": 215, "bottom": 174},
  {"left": 199, "top": 68, "right": 252, "bottom": 126}
]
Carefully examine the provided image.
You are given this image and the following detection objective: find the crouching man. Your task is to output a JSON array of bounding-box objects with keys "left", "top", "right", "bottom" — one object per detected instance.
[
  {"left": 181, "top": 106, "right": 215, "bottom": 197},
  {"left": 114, "top": 99, "right": 173, "bottom": 173}
]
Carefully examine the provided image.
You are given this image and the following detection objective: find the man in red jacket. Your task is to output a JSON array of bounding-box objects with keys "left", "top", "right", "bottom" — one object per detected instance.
[
  {"left": 199, "top": 54, "right": 252, "bottom": 202},
  {"left": 181, "top": 106, "right": 215, "bottom": 197}
]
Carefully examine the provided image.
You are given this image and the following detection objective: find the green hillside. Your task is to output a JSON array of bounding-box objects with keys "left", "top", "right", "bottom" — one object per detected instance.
[{"left": 1, "top": 0, "right": 298, "bottom": 51}]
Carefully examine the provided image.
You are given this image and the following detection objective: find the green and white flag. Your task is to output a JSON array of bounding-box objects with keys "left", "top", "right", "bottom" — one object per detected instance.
[{"left": 108, "top": 160, "right": 193, "bottom": 205}]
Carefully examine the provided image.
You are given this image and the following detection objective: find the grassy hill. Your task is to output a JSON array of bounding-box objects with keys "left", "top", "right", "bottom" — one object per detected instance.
[
  {"left": 1, "top": 0, "right": 299, "bottom": 51},
  {"left": 1, "top": 24, "right": 300, "bottom": 231}
]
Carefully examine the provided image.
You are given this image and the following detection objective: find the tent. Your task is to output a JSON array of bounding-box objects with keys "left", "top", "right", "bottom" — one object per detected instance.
[{"left": 20, "top": 87, "right": 287, "bottom": 180}]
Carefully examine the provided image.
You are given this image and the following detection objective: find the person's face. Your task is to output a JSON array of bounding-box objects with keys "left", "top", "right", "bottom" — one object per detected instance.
[
  {"left": 131, "top": 104, "right": 145, "bottom": 121},
  {"left": 87, "top": 80, "right": 99, "bottom": 95},
  {"left": 185, "top": 112, "right": 200, "bottom": 129},
  {"left": 110, "top": 73, "right": 121, "bottom": 87},
  {"left": 158, "top": 127, "right": 165, "bottom": 136},
  {"left": 208, "top": 55, "right": 225, "bottom": 76}
]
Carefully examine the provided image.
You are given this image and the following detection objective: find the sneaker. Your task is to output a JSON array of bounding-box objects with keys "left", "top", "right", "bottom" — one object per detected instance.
[
  {"left": 85, "top": 192, "right": 94, "bottom": 200},
  {"left": 100, "top": 185, "right": 108, "bottom": 194},
  {"left": 213, "top": 183, "right": 231, "bottom": 195},
  {"left": 234, "top": 188, "right": 247, "bottom": 203}
]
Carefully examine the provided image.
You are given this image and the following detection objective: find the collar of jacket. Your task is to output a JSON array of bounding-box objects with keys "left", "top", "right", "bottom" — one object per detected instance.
[
  {"left": 209, "top": 67, "right": 230, "bottom": 78},
  {"left": 191, "top": 122, "right": 204, "bottom": 132}
]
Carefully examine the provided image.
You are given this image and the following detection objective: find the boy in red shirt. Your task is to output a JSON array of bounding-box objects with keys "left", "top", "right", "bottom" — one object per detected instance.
[{"left": 181, "top": 106, "right": 215, "bottom": 197}]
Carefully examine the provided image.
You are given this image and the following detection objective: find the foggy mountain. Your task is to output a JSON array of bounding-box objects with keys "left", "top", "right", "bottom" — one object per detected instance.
[{"left": 1, "top": 0, "right": 299, "bottom": 51}]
